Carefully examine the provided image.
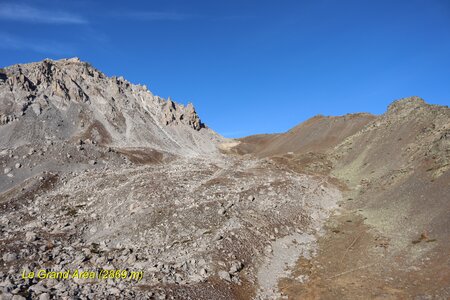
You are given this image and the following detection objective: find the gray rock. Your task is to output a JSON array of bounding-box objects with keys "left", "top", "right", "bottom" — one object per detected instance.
[
  {"left": 212, "top": 234, "right": 223, "bottom": 242},
  {"left": 3, "top": 167, "right": 12, "bottom": 174},
  {"left": 109, "top": 287, "right": 121, "bottom": 296},
  {"left": 0, "top": 277, "right": 14, "bottom": 289},
  {"left": 39, "top": 293, "right": 50, "bottom": 300},
  {"left": 14, "top": 163, "right": 21, "bottom": 169},
  {"left": 31, "top": 103, "right": 42, "bottom": 116},
  {"left": 264, "top": 245, "right": 273, "bottom": 254},
  {"left": 25, "top": 232, "right": 37, "bottom": 242},
  {"left": 29, "top": 283, "right": 49, "bottom": 293},
  {"left": 0, "top": 292, "right": 13, "bottom": 300},
  {"left": 2, "top": 253, "right": 17, "bottom": 262},
  {"left": 229, "top": 261, "right": 244, "bottom": 274},
  {"left": 127, "top": 254, "right": 137, "bottom": 264},
  {"left": 218, "top": 270, "right": 232, "bottom": 282}
]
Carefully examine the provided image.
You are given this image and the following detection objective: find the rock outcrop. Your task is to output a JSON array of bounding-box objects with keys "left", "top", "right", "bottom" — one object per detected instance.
[
  {"left": 0, "top": 58, "right": 219, "bottom": 155},
  {"left": 162, "top": 99, "right": 204, "bottom": 130}
]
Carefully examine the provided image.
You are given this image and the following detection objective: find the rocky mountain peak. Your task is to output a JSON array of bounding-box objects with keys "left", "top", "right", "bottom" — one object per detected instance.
[
  {"left": 66, "top": 57, "right": 82, "bottom": 63},
  {"left": 0, "top": 58, "right": 219, "bottom": 154},
  {"left": 386, "top": 96, "right": 426, "bottom": 115}
]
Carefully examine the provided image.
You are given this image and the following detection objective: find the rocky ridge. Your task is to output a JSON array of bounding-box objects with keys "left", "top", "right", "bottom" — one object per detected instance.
[{"left": 0, "top": 58, "right": 218, "bottom": 154}]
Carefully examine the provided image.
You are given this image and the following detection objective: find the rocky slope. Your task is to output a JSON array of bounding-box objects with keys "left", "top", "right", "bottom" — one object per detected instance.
[
  {"left": 332, "top": 97, "right": 450, "bottom": 244},
  {"left": 0, "top": 59, "right": 343, "bottom": 299},
  {"left": 0, "top": 58, "right": 224, "bottom": 193},
  {"left": 232, "top": 96, "right": 450, "bottom": 299},
  {"left": 0, "top": 57, "right": 220, "bottom": 154},
  {"left": 1, "top": 153, "right": 341, "bottom": 299},
  {"left": 234, "top": 113, "right": 376, "bottom": 157}
]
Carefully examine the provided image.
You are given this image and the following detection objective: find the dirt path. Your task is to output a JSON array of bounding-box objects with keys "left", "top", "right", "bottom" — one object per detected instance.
[{"left": 256, "top": 232, "right": 316, "bottom": 299}]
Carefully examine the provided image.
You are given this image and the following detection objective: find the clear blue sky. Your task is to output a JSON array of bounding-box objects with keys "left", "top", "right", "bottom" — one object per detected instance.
[{"left": 1, "top": 0, "right": 449, "bottom": 137}]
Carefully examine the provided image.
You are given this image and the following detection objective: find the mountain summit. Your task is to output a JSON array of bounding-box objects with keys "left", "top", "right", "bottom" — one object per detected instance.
[{"left": 0, "top": 58, "right": 221, "bottom": 155}]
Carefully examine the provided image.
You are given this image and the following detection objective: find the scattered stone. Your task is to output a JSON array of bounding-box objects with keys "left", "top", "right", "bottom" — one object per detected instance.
[
  {"left": 264, "top": 245, "right": 273, "bottom": 255},
  {"left": 14, "top": 163, "right": 21, "bottom": 169},
  {"left": 39, "top": 293, "right": 51, "bottom": 300},
  {"left": 2, "top": 252, "right": 17, "bottom": 262},
  {"left": 0, "top": 292, "right": 13, "bottom": 300},
  {"left": 229, "top": 261, "right": 244, "bottom": 274},
  {"left": 109, "top": 287, "right": 121, "bottom": 296},
  {"left": 29, "top": 283, "right": 49, "bottom": 293},
  {"left": 218, "top": 270, "right": 232, "bottom": 282},
  {"left": 213, "top": 234, "right": 223, "bottom": 242},
  {"left": 25, "top": 232, "right": 37, "bottom": 242},
  {"left": 4, "top": 167, "right": 12, "bottom": 174}
]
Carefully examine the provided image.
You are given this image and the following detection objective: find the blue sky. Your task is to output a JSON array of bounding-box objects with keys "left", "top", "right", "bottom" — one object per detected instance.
[{"left": 1, "top": 0, "right": 449, "bottom": 137}]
